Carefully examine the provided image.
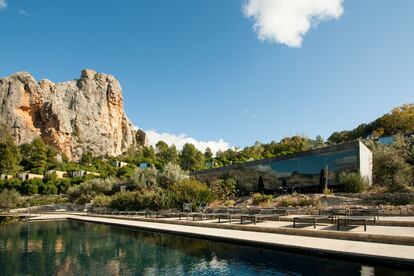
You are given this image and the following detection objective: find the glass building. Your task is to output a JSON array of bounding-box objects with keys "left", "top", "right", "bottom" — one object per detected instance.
[{"left": 192, "top": 141, "right": 372, "bottom": 194}]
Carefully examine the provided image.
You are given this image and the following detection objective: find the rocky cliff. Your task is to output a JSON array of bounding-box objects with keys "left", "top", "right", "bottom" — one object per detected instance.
[{"left": 0, "top": 69, "right": 146, "bottom": 160}]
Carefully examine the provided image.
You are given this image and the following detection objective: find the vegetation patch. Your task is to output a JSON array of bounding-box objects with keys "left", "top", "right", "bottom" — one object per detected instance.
[
  {"left": 274, "top": 194, "right": 322, "bottom": 208},
  {"left": 339, "top": 172, "right": 369, "bottom": 193}
]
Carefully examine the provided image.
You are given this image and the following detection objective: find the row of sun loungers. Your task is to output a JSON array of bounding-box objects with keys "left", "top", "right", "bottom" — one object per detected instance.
[
  {"left": 90, "top": 206, "right": 291, "bottom": 224},
  {"left": 90, "top": 206, "right": 382, "bottom": 231},
  {"left": 90, "top": 210, "right": 147, "bottom": 216},
  {"left": 146, "top": 207, "right": 284, "bottom": 224}
]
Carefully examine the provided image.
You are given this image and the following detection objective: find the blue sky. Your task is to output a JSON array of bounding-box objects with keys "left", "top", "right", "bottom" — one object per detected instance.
[{"left": 1, "top": 0, "right": 413, "bottom": 152}]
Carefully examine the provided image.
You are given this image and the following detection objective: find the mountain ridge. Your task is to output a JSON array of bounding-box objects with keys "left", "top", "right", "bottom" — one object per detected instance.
[{"left": 0, "top": 69, "right": 146, "bottom": 160}]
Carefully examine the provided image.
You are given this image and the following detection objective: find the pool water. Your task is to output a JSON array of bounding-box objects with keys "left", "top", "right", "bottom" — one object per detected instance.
[{"left": 0, "top": 221, "right": 411, "bottom": 275}]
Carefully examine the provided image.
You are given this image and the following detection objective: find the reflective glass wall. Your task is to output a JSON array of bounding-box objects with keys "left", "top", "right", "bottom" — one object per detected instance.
[{"left": 193, "top": 143, "right": 364, "bottom": 194}]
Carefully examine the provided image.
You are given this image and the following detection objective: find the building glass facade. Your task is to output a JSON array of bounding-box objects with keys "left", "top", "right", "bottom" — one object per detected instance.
[{"left": 192, "top": 142, "right": 372, "bottom": 194}]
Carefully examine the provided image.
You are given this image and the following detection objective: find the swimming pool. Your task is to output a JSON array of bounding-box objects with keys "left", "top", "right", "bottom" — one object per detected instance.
[{"left": 0, "top": 221, "right": 411, "bottom": 275}]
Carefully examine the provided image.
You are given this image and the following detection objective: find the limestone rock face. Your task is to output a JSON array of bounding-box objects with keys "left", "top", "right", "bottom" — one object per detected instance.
[{"left": 0, "top": 69, "right": 146, "bottom": 160}]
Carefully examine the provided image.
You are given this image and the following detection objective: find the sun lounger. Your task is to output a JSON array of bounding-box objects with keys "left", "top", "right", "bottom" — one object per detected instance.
[
  {"left": 326, "top": 208, "right": 348, "bottom": 222},
  {"left": 216, "top": 208, "right": 247, "bottom": 223},
  {"left": 144, "top": 210, "right": 178, "bottom": 218},
  {"left": 191, "top": 207, "right": 214, "bottom": 221},
  {"left": 240, "top": 208, "right": 279, "bottom": 225},
  {"left": 293, "top": 215, "right": 331, "bottom": 229},
  {"left": 206, "top": 208, "right": 228, "bottom": 222},
  {"left": 275, "top": 207, "right": 298, "bottom": 216},
  {"left": 336, "top": 216, "right": 376, "bottom": 232},
  {"left": 178, "top": 203, "right": 194, "bottom": 220},
  {"left": 350, "top": 208, "right": 382, "bottom": 219}
]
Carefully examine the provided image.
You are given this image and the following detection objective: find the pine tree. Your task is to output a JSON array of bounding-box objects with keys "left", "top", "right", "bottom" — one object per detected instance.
[
  {"left": 0, "top": 124, "right": 21, "bottom": 174},
  {"left": 29, "top": 138, "right": 47, "bottom": 173}
]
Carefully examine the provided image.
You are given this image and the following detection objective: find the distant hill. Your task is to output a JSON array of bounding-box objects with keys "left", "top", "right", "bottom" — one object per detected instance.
[
  {"left": 328, "top": 104, "right": 414, "bottom": 144},
  {"left": 0, "top": 69, "right": 147, "bottom": 161}
]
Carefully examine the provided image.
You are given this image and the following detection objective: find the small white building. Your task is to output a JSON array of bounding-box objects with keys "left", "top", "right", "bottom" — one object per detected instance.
[
  {"left": 112, "top": 161, "right": 129, "bottom": 168},
  {"left": 45, "top": 170, "right": 68, "bottom": 179},
  {"left": 17, "top": 172, "right": 44, "bottom": 181},
  {"left": 0, "top": 174, "right": 14, "bottom": 180},
  {"left": 70, "top": 170, "right": 100, "bottom": 178}
]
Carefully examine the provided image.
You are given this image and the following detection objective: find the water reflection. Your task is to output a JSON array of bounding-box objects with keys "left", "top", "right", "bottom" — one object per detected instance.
[
  {"left": 195, "top": 147, "right": 361, "bottom": 193},
  {"left": 0, "top": 221, "right": 411, "bottom": 275}
]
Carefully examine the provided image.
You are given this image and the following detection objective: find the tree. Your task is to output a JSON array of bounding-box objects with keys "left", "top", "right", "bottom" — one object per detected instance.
[
  {"left": 155, "top": 141, "right": 169, "bottom": 154},
  {"left": 373, "top": 144, "right": 413, "bottom": 191},
  {"left": 20, "top": 178, "right": 42, "bottom": 195},
  {"left": 209, "top": 178, "right": 236, "bottom": 200},
  {"left": 80, "top": 151, "right": 94, "bottom": 165},
  {"left": 204, "top": 148, "right": 213, "bottom": 161},
  {"left": 39, "top": 183, "right": 58, "bottom": 195},
  {"left": 20, "top": 138, "right": 48, "bottom": 174},
  {"left": 375, "top": 104, "right": 414, "bottom": 135},
  {"left": 143, "top": 146, "right": 157, "bottom": 165},
  {"left": 68, "top": 177, "right": 115, "bottom": 204},
  {"left": 339, "top": 172, "right": 368, "bottom": 193},
  {"left": 129, "top": 167, "right": 158, "bottom": 189},
  {"left": 326, "top": 104, "right": 414, "bottom": 144},
  {"left": 170, "top": 178, "right": 211, "bottom": 209},
  {"left": 156, "top": 141, "right": 178, "bottom": 167},
  {"left": 158, "top": 162, "right": 188, "bottom": 189},
  {"left": 120, "top": 146, "right": 144, "bottom": 165},
  {"left": 179, "top": 143, "right": 205, "bottom": 171},
  {"left": 267, "top": 136, "right": 312, "bottom": 157},
  {"left": 327, "top": 131, "right": 350, "bottom": 144},
  {"left": 313, "top": 135, "right": 325, "bottom": 148},
  {"left": 116, "top": 164, "right": 137, "bottom": 180},
  {"left": 0, "top": 124, "right": 21, "bottom": 174},
  {"left": 93, "top": 158, "right": 118, "bottom": 178},
  {"left": 0, "top": 189, "right": 21, "bottom": 210}
]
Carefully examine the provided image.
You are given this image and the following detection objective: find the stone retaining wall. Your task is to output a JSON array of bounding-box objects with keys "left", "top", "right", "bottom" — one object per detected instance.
[{"left": 336, "top": 192, "right": 414, "bottom": 205}]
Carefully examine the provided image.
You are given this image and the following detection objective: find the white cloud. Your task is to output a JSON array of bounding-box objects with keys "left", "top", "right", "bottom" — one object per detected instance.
[
  {"left": 0, "top": 0, "right": 7, "bottom": 10},
  {"left": 145, "top": 129, "right": 230, "bottom": 154},
  {"left": 243, "top": 0, "right": 344, "bottom": 47},
  {"left": 19, "top": 9, "right": 28, "bottom": 16}
]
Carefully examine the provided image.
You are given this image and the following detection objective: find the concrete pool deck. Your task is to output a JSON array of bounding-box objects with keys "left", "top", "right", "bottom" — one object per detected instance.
[{"left": 25, "top": 213, "right": 414, "bottom": 267}]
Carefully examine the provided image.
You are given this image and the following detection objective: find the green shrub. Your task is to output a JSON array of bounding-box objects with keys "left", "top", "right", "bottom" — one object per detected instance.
[
  {"left": 39, "top": 184, "right": 58, "bottom": 195},
  {"left": 116, "top": 165, "right": 137, "bottom": 180},
  {"left": 109, "top": 191, "right": 143, "bottom": 211},
  {"left": 129, "top": 167, "right": 158, "bottom": 189},
  {"left": 373, "top": 145, "right": 412, "bottom": 191},
  {"left": 6, "top": 178, "right": 22, "bottom": 190},
  {"left": 169, "top": 179, "right": 211, "bottom": 209},
  {"left": 109, "top": 188, "right": 169, "bottom": 211},
  {"left": 56, "top": 178, "right": 72, "bottom": 194},
  {"left": 339, "top": 172, "right": 368, "bottom": 193},
  {"left": 252, "top": 193, "right": 273, "bottom": 206},
  {"left": 68, "top": 177, "right": 115, "bottom": 204},
  {"left": 275, "top": 194, "right": 321, "bottom": 207},
  {"left": 0, "top": 189, "right": 21, "bottom": 210},
  {"left": 20, "top": 179, "right": 42, "bottom": 195},
  {"left": 209, "top": 178, "right": 236, "bottom": 201},
  {"left": 157, "top": 162, "right": 188, "bottom": 189},
  {"left": 277, "top": 197, "right": 296, "bottom": 207},
  {"left": 93, "top": 195, "right": 112, "bottom": 208},
  {"left": 18, "top": 195, "right": 67, "bottom": 208}
]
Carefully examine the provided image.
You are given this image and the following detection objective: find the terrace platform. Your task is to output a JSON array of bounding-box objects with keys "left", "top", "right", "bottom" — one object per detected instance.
[{"left": 24, "top": 213, "right": 414, "bottom": 267}]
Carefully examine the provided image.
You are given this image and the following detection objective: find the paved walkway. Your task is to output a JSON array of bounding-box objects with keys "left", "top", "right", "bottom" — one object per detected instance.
[
  {"left": 65, "top": 215, "right": 414, "bottom": 265},
  {"left": 25, "top": 213, "right": 414, "bottom": 265}
]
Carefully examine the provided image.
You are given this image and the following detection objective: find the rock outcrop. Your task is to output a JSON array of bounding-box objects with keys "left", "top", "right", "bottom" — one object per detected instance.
[{"left": 0, "top": 69, "right": 146, "bottom": 160}]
